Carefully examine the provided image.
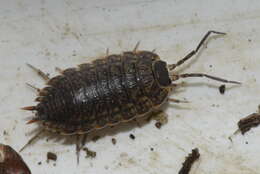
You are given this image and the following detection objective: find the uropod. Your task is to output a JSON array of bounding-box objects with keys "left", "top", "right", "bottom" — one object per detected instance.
[{"left": 21, "top": 31, "right": 241, "bottom": 160}]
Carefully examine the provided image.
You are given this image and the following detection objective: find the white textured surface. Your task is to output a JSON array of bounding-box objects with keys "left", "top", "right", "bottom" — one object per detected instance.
[{"left": 1, "top": 0, "right": 260, "bottom": 173}]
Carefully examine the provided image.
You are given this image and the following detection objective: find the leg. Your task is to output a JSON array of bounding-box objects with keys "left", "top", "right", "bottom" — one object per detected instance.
[
  {"left": 168, "top": 31, "right": 226, "bottom": 70},
  {"left": 133, "top": 41, "right": 140, "bottom": 53},
  {"left": 76, "top": 135, "right": 81, "bottom": 164},
  {"left": 81, "top": 134, "right": 88, "bottom": 148},
  {"left": 168, "top": 98, "right": 189, "bottom": 103},
  {"left": 19, "top": 129, "right": 44, "bottom": 152},
  {"left": 26, "top": 63, "right": 50, "bottom": 81}
]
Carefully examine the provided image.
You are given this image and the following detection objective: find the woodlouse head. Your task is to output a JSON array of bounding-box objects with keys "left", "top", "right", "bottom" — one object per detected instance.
[{"left": 152, "top": 60, "right": 172, "bottom": 88}]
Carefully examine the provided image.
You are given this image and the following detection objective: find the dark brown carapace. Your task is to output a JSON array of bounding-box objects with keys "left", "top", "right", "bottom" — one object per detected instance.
[{"left": 21, "top": 31, "right": 240, "bottom": 151}]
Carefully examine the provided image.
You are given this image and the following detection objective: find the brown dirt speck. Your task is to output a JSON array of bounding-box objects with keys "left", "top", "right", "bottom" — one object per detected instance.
[
  {"left": 219, "top": 85, "right": 226, "bottom": 94},
  {"left": 112, "top": 138, "right": 117, "bottom": 145},
  {"left": 155, "top": 122, "right": 162, "bottom": 129},
  {"left": 129, "top": 134, "right": 135, "bottom": 140},
  {"left": 47, "top": 152, "right": 57, "bottom": 162}
]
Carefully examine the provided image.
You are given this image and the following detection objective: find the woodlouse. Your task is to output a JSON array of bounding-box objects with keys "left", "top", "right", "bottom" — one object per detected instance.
[{"left": 21, "top": 31, "right": 240, "bottom": 155}]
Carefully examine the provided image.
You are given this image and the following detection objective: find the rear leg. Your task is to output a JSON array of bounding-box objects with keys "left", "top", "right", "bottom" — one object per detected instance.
[
  {"left": 19, "top": 129, "right": 44, "bottom": 152},
  {"left": 26, "top": 63, "right": 50, "bottom": 81},
  {"left": 75, "top": 134, "right": 89, "bottom": 164},
  {"left": 76, "top": 135, "right": 81, "bottom": 164},
  {"left": 81, "top": 134, "right": 88, "bottom": 148}
]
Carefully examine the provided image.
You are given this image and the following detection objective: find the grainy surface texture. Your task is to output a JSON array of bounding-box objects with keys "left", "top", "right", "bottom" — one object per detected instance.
[{"left": 0, "top": 0, "right": 260, "bottom": 174}]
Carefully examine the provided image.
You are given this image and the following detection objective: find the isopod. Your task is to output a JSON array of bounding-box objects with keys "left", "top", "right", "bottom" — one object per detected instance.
[{"left": 21, "top": 31, "right": 240, "bottom": 159}]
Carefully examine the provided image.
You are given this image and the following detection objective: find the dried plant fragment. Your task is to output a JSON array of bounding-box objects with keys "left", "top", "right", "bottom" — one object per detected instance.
[
  {"left": 0, "top": 144, "right": 31, "bottom": 174},
  {"left": 178, "top": 148, "right": 200, "bottom": 174},
  {"left": 238, "top": 112, "right": 260, "bottom": 135}
]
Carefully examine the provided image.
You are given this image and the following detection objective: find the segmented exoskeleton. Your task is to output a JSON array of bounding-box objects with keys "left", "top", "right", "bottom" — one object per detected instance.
[{"left": 21, "top": 31, "right": 241, "bottom": 157}]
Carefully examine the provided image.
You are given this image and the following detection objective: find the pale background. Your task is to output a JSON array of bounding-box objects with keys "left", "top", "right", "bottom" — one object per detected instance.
[{"left": 0, "top": 0, "right": 260, "bottom": 173}]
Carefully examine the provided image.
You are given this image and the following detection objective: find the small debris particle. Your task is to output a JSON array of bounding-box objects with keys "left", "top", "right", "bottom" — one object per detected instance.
[
  {"left": 150, "top": 148, "right": 154, "bottom": 151},
  {"left": 129, "top": 134, "right": 135, "bottom": 140},
  {"left": 245, "top": 141, "right": 248, "bottom": 144},
  {"left": 47, "top": 152, "right": 57, "bottom": 162},
  {"left": 3, "top": 130, "right": 8, "bottom": 135},
  {"left": 238, "top": 112, "right": 260, "bottom": 135},
  {"left": 38, "top": 162, "right": 42, "bottom": 165},
  {"left": 219, "top": 85, "right": 226, "bottom": 94},
  {"left": 83, "top": 147, "right": 96, "bottom": 158},
  {"left": 178, "top": 148, "right": 200, "bottom": 174},
  {"left": 72, "top": 50, "right": 77, "bottom": 56},
  {"left": 92, "top": 136, "right": 100, "bottom": 142},
  {"left": 248, "top": 39, "right": 251, "bottom": 42},
  {"left": 209, "top": 64, "right": 213, "bottom": 68},
  {"left": 111, "top": 138, "right": 117, "bottom": 145},
  {"left": 155, "top": 122, "right": 162, "bottom": 129},
  {"left": 211, "top": 104, "right": 220, "bottom": 107}
]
